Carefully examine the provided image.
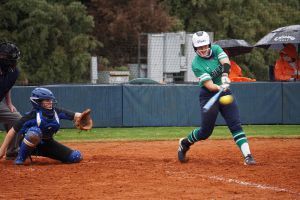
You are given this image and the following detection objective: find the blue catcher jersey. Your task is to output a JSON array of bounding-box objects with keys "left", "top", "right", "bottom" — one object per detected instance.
[
  {"left": 35, "top": 110, "right": 60, "bottom": 139},
  {"left": 14, "top": 107, "right": 75, "bottom": 139}
]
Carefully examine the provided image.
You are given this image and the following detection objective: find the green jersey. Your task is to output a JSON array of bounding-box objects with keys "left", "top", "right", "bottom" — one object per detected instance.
[{"left": 192, "top": 44, "right": 228, "bottom": 87}]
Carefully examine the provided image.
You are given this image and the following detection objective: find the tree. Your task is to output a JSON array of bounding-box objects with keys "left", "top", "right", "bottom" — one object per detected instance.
[
  {"left": 161, "top": 0, "right": 300, "bottom": 80},
  {"left": 0, "top": 0, "right": 100, "bottom": 84},
  {"left": 85, "top": 0, "right": 181, "bottom": 67}
]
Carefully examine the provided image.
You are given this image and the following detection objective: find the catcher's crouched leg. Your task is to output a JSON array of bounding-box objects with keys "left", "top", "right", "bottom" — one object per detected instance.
[
  {"left": 67, "top": 150, "right": 83, "bottom": 163},
  {"left": 36, "top": 139, "right": 82, "bottom": 164},
  {"left": 15, "top": 127, "right": 42, "bottom": 165}
]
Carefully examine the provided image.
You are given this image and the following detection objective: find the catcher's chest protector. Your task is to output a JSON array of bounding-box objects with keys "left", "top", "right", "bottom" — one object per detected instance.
[{"left": 36, "top": 110, "right": 60, "bottom": 138}]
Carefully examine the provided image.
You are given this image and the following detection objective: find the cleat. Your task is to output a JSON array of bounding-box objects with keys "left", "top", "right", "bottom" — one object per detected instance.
[
  {"left": 178, "top": 138, "right": 190, "bottom": 163},
  {"left": 14, "top": 156, "right": 26, "bottom": 165},
  {"left": 14, "top": 142, "right": 33, "bottom": 165},
  {"left": 244, "top": 154, "right": 256, "bottom": 165},
  {"left": 15, "top": 155, "right": 33, "bottom": 165}
]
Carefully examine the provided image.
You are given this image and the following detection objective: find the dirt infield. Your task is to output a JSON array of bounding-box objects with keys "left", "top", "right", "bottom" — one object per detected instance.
[{"left": 0, "top": 138, "right": 299, "bottom": 199}]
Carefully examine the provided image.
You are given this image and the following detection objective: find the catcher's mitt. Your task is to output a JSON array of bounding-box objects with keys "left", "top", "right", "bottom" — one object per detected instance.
[{"left": 75, "top": 109, "right": 93, "bottom": 130}]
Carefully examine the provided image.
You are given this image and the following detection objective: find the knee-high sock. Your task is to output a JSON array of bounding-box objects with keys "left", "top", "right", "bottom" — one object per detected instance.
[
  {"left": 187, "top": 128, "right": 201, "bottom": 143},
  {"left": 232, "top": 131, "right": 251, "bottom": 157}
]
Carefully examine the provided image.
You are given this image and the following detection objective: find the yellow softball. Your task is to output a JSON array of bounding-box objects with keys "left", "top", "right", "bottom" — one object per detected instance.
[{"left": 219, "top": 95, "right": 234, "bottom": 105}]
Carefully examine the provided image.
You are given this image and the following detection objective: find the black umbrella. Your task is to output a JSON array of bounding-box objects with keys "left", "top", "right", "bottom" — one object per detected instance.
[
  {"left": 254, "top": 24, "right": 300, "bottom": 50},
  {"left": 213, "top": 39, "right": 253, "bottom": 57}
]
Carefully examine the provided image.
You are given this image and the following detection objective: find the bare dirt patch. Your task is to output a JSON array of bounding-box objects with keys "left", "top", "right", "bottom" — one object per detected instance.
[{"left": 0, "top": 138, "right": 299, "bottom": 199}]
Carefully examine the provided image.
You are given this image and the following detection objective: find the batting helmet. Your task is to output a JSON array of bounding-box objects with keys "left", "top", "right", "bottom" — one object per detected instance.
[
  {"left": 192, "top": 31, "right": 211, "bottom": 48},
  {"left": 192, "top": 31, "right": 212, "bottom": 58}
]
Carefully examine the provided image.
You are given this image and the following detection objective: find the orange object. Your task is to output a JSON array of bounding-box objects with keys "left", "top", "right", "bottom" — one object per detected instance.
[
  {"left": 274, "top": 44, "right": 300, "bottom": 81},
  {"left": 229, "top": 60, "right": 256, "bottom": 82}
]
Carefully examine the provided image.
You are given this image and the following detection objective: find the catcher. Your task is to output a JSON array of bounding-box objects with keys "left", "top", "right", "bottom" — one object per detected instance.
[{"left": 0, "top": 87, "right": 93, "bottom": 165}]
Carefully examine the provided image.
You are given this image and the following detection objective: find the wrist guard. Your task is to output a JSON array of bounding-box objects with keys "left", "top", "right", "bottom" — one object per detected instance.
[{"left": 222, "top": 63, "right": 231, "bottom": 74}]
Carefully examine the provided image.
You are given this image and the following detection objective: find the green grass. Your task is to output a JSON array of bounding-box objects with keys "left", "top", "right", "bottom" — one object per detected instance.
[{"left": 1, "top": 125, "right": 299, "bottom": 142}]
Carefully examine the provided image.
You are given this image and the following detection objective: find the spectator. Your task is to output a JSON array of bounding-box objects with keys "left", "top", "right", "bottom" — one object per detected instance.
[
  {"left": 274, "top": 44, "right": 300, "bottom": 81},
  {"left": 224, "top": 50, "right": 256, "bottom": 82}
]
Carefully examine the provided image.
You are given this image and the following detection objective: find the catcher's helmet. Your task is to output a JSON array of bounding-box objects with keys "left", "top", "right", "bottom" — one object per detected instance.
[
  {"left": 0, "top": 42, "right": 20, "bottom": 72},
  {"left": 30, "top": 87, "right": 57, "bottom": 109}
]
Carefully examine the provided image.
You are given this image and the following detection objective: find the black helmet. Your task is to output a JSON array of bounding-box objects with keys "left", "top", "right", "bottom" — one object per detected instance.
[
  {"left": 0, "top": 42, "right": 20, "bottom": 60},
  {"left": 0, "top": 42, "right": 20, "bottom": 72}
]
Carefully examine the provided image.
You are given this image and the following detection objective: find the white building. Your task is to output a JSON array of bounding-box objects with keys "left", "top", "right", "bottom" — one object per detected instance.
[{"left": 130, "top": 31, "right": 214, "bottom": 83}]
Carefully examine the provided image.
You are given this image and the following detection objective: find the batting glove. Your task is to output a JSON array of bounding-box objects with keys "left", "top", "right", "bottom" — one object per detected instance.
[{"left": 221, "top": 74, "right": 231, "bottom": 91}]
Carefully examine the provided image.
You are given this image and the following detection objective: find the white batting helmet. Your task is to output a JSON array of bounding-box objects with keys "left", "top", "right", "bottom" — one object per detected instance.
[{"left": 192, "top": 31, "right": 211, "bottom": 48}]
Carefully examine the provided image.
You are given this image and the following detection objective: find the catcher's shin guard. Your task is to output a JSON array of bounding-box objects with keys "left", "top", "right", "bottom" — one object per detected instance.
[
  {"left": 15, "top": 141, "right": 34, "bottom": 165},
  {"left": 15, "top": 127, "right": 41, "bottom": 165},
  {"left": 66, "top": 150, "right": 82, "bottom": 163}
]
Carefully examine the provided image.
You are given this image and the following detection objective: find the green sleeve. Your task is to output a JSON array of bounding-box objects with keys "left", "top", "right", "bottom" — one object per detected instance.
[
  {"left": 214, "top": 45, "right": 228, "bottom": 60},
  {"left": 192, "top": 63, "right": 211, "bottom": 85}
]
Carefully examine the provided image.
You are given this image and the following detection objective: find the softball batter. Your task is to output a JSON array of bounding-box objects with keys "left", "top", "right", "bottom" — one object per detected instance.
[{"left": 178, "top": 31, "right": 256, "bottom": 165}]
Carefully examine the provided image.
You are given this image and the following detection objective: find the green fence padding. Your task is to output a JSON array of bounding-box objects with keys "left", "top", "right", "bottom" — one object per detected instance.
[
  {"left": 11, "top": 85, "right": 123, "bottom": 128},
  {"left": 122, "top": 85, "right": 201, "bottom": 126},
  {"left": 282, "top": 82, "right": 300, "bottom": 124},
  {"left": 216, "top": 82, "right": 283, "bottom": 125},
  {"left": 5, "top": 82, "right": 299, "bottom": 129}
]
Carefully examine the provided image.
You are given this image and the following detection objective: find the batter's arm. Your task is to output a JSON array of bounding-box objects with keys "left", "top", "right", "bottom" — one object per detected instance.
[
  {"left": 220, "top": 57, "right": 231, "bottom": 76},
  {"left": 220, "top": 57, "right": 230, "bottom": 65},
  {"left": 0, "top": 128, "right": 17, "bottom": 159},
  {"left": 203, "top": 80, "right": 221, "bottom": 92}
]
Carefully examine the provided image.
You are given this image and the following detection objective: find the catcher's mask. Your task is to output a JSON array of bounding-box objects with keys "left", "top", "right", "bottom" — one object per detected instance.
[
  {"left": 30, "top": 88, "right": 57, "bottom": 112},
  {"left": 0, "top": 42, "right": 20, "bottom": 73}
]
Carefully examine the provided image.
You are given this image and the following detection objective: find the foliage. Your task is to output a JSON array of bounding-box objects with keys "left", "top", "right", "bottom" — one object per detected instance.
[
  {"left": 113, "top": 66, "right": 129, "bottom": 71},
  {"left": 1, "top": 0, "right": 299, "bottom": 83},
  {"left": 161, "top": 0, "right": 300, "bottom": 80},
  {"left": 85, "top": 0, "right": 181, "bottom": 67},
  {"left": 0, "top": 0, "right": 101, "bottom": 84}
]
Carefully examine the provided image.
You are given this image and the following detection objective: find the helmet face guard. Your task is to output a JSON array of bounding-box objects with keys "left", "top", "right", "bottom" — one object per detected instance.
[
  {"left": 30, "top": 88, "right": 57, "bottom": 110},
  {"left": 192, "top": 31, "right": 212, "bottom": 58},
  {"left": 0, "top": 42, "right": 20, "bottom": 72}
]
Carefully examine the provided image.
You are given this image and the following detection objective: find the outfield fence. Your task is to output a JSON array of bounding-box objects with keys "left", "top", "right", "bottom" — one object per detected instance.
[{"left": 10, "top": 82, "right": 300, "bottom": 128}]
